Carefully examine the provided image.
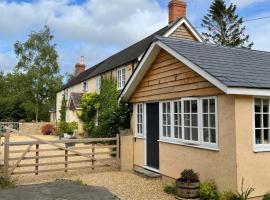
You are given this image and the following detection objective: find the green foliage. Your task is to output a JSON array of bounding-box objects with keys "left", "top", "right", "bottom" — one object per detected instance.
[
  {"left": 58, "top": 121, "right": 78, "bottom": 136},
  {"left": 14, "top": 25, "right": 62, "bottom": 121},
  {"left": 79, "top": 78, "right": 130, "bottom": 138},
  {"left": 233, "top": 179, "right": 254, "bottom": 200},
  {"left": 199, "top": 180, "right": 219, "bottom": 200},
  {"left": 0, "top": 177, "right": 16, "bottom": 188},
  {"left": 263, "top": 193, "right": 270, "bottom": 200},
  {"left": 202, "top": 0, "right": 253, "bottom": 48},
  {"left": 179, "top": 169, "right": 199, "bottom": 183},
  {"left": 219, "top": 191, "right": 237, "bottom": 200},
  {"left": 164, "top": 184, "right": 176, "bottom": 195},
  {"left": 60, "top": 94, "right": 67, "bottom": 122}
]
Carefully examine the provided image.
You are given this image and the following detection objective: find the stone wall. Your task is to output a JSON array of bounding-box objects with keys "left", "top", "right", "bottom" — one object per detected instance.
[{"left": 19, "top": 122, "right": 56, "bottom": 135}]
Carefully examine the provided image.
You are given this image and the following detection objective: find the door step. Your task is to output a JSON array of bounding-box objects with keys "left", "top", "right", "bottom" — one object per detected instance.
[{"left": 134, "top": 166, "right": 161, "bottom": 178}]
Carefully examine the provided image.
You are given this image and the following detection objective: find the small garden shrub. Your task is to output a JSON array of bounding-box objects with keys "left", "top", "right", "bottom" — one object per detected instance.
[
  {"left": 179, "top": 169, "right": 199, "bottom": 183},
  {"left": 199, "top": 180, "right": 219, "bottom": 200},
  {"left": 219, "top": 191, "right": 237, "bottom": 200},
  {"left": 263, "top": 193, "right": 270, "bottom": 200},
  {"left": 164, "top": 184, "right": 176, "bottom": 195},
  {"left": 233, "top": 179, "right": 254, "bottom": 200},
  {"left": 41, "top": 124, "right": 56, "bottom": 135},
  {"left": 57, "top": 121, "right": 78, "bottom": 136},
  {"left": 0, "top": 177, "right": 16, "bottom": 188}
]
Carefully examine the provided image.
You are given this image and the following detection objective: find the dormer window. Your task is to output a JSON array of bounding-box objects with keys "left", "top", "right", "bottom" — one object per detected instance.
[
  {"left": 82, "top": 81, "right": 88, "bottom": 92},
  {"left": 117, "top": 66, "right": 126, "bottom": 90}
]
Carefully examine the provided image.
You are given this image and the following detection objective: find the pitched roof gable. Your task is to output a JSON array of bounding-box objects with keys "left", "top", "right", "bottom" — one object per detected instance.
[
  {"left": 60, "top": 17, "right": 202, "bottom": 91},
  {"left": 120, "top": 36, "right": 270, "bottom": 101}
]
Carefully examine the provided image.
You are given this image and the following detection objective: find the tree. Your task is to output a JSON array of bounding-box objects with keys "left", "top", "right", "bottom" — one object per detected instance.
[
  {"left": 202, "top": 0, "right": 253, "bottom": 48},
  {"left": 60, "top": 94, "right": 67, "bottom": 122},
  {"left": 14, "top": 26, "right": 62, "bottom": 121}
]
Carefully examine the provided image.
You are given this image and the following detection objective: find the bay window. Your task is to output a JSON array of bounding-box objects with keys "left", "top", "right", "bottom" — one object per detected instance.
[{"left": 160, "top": 97, "right": 218, "bottom": 148}]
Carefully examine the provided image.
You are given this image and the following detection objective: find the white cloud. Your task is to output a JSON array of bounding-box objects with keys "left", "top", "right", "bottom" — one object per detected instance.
[
  {"left": 0, "top": 0, "right": 167, "bottom": 73},
  {"left": 230, "top": 0, "right": 267, "bottom": 8},
  {"left": 0, "top": 52, "right": 17, "bottom": 72}
]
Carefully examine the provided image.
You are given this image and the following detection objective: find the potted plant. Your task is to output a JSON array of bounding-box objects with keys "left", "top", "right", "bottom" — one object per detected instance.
[
  {"left": 176, "top": 169, "right": 200, "bottom": 199},
  {"left": 58, "top": 122, "right": 78, "bottom": 147}
]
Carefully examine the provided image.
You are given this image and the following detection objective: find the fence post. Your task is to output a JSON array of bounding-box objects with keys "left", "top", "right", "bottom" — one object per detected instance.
[
  {"left": 35, "top": 144, "right": 39, "bottom": 175},
  {"left": 116, "top": 134, "right": 120, "bottom": 160},
  {"left": 92, "top": 143, "right": 95, "bottom": 170},
  {"left": 4, "top": 130, "right": 10, "bottom": 179},
  {"left": 65, "top": 144, "right": 68, "bottom": 172}
]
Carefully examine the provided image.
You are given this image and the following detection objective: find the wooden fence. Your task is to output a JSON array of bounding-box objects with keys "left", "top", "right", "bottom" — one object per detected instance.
[{"left": 2, "top": 127, "right": 120, "bottom": 178}]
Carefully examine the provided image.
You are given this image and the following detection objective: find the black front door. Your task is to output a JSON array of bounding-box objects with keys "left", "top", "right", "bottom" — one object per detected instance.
[{"left": 146, "top": 103, "right": 160, "bottom": 169}]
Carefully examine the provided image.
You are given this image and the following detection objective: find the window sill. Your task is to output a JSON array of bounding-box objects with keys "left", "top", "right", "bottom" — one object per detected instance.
[
  {"left": 254, "top": 146, "right": 270, "bottom": 153},
  {"left": 134, "top": 135, "right": 145, "bottom": 139},
  {"left": 158, "top": 139, "right": 219, "bottom": 152}
]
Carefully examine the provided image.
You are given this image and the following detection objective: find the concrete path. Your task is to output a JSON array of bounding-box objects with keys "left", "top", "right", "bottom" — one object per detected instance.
[{"left": 0, "top": 180, "right": 117, "bottom": 200}]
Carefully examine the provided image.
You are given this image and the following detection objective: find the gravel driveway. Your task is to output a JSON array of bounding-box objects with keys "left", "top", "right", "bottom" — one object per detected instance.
[{"left": 0, "top": 180, "right": 118, "bottom": 200}]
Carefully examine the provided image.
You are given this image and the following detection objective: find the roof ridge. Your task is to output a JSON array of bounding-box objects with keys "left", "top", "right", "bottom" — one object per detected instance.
[{"left": 157, "top": 36, "right": 270, "bottom": 55}]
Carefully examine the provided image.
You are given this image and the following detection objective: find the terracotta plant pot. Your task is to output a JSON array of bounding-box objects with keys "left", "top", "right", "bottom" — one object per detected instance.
[{"left": 176, "top": 179, "right": 200, "bottom": 199}]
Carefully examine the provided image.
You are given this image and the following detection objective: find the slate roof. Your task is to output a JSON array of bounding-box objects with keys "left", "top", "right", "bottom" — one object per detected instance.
[{"left": 157, "top": 36, "right": 270, "bottom": 89}]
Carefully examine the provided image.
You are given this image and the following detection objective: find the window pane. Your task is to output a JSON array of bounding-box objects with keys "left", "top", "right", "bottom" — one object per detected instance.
[
  {"left": 167, "top": 103, "right": 171, "bottom": 113},
  {"left": 191, "top": 100, "right": 197, "bottom": 113},
  {"left": 184, "top": 101, "right": 190, "bottom": 113},
  {"left": 210, "top": 114, "right": 216, "bottom": 128},
  {"left": 163, "top": 127, "right": 166, "bottom": 137},
  {"left": 203, "top": 99, "right": 208, "bottom": 113},
  {"left": 174, "top": 127, "right": 178, "bottom": 138},
  {"left": 264, "top": 129, "right": 269, "bottom": 144},
  {"left": 192, "top": 128, "right": 198, "bottom": 141},
  {"left": 203, "top": 114, "right": 208, "bottom": 127},
  {"left": 210, "top": 129, "right": 216, "bottom": 143},
  {"left": 167, "top": 114, "right": 171, "bottom": 125},
  {"left": 184, "top": 114, "right": 190, "bottom": 126},
  {"left": 263, "top": 114, "right": 269, "bottom": 128},
  {"left": 191, "top": 114, "right": 198, "bottom": 126},
  {"left": 255, "top": 99, "right": 261, "bottom": 112},
  {"left": 255, "top": 114, "right": 261, "bottom": 128},
  {"left": 263, "top": 99, "right": 269, "bottom": 113},
  {"left": 209, "top": 99, "right": 215, "bottom": 113},
  {"left": 174, "top": 102, "right": 178, "bottom": 113},
  {"left": 255, "top": 129, "right": 262, "bottom": 144},
  {"left": 167, "top": 127, "right": 171, "bottom": 137},
  {"left": 184, "top": 127, "right": 190, "bottom": 140},
  {"left": 203, "top": 128, "right": 209, "bottom": 142},
  {"left": 174, "top": 114, "right": 178, "bottom": 125}
]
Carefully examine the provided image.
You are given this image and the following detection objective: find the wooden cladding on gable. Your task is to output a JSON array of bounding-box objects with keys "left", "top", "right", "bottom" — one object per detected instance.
[
  {"left": 170, "top": 24, "right": 197, "bottom": 41},
  {"left": 130, "top": 50, "right": 223, "bottom": 103}
]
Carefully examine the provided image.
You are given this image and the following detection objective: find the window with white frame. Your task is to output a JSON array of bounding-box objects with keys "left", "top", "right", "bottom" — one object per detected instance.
[
  {"left": 202, "top": 98, "right": 217, "bottom": 144},
  {"left": 160, "top": 97, "right": 218, "bottom": 148},
  {"left": 117, "top": 67, "right": 126, "bottom": 90},
  {"left": 136, "top": 104, "right": 144, "bottom": 136},
  {"left": 96, "top": 76, "right": 101, "bottom": 94},
  {"left": 254, "top": 98, "right": 270, "bottom": 147},
  {"left": 82, "top": 81, "right": 88, "bottom": 92},
  {"left": 162, "top": 102, "right": 171, "bottom": 137}
]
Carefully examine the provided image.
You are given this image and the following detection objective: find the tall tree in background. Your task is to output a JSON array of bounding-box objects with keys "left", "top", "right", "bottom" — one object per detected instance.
[
  {"left": 14, "top": 26, "right": 62, "bottom": 121},
  {"left": 202, "top": 0, "right": 253, "bottom": 48}
]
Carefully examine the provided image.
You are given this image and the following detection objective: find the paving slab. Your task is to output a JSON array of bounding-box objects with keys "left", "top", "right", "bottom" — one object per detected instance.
[{"left": 0, "top": 180, "right": 117, "bottom": 200}]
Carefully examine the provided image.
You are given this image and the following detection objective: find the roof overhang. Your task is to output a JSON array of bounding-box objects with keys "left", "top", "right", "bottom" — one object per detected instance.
[
  {"left": 119, "top": 40, "right": 270, "bottom": 102},
  {"left": 163, "top": 17, "right": 204, "bottom": 42}
]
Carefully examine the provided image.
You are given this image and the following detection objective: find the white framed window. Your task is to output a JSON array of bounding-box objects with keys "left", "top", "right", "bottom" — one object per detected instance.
[
  {"left": 96, "top": 76, "right": 101, "bottom": 94},
  {"left": 82, "top": 81, "right": 88, "bottom": 92},
  {"left": 136, "top": 103, "right": 144, "bottom": 136},
  {"left": 162, "top": 102, "right": 171, "bottom": 138},
  {"left": 160, "top": 97, "right": 218, "bottom": 149},
  {"left": 254, "top": 98, "right": 270, "bottom": 151},
  {"left": 117, "top": 67, "right": 126, "bottom": 90}
]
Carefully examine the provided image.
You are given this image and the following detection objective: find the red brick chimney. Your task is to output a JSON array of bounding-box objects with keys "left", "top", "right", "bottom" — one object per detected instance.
[
  {"left": 75, "top": 56, "right": 86, "bottom": 76},
  {"left": 168, "top": 0, "right": 187, "bottom": 24}
]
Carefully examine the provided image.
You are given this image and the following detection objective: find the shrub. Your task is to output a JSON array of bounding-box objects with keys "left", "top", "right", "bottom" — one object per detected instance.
[
  {"left": 164, "top": 184, "right": 176, "bottom": 195},
  {"left": 219, "top": 191, "right": 237, "bottom": 200},
  {"left": 0, "top": 177, "right": 16, "bottom": 188},
  {"left": 179, "top": 169, "right": 199, "bottom": 183},
  {"left": 199, "top": 180, "right": 219, "bottom": 200},
  {"left": 41, "top": 124, "right": 56, "bottom": 135},
  {"left": 233, "top": 179, "right": 254, "bottom": 200},
  {"left": 57, "top": 121, "right": 78, "bottom": 136},
  {"left": 263, "top": 193, "right": 270, "bottom": 200}
]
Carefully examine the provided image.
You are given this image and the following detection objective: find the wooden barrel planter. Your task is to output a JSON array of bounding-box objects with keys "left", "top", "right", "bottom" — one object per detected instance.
[{"left": 176, "top": 179, "right": 200, "bottom": 199}]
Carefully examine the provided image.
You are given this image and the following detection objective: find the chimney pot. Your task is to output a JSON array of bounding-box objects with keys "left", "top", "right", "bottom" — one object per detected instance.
[
  {"left": 168, "top": 0, "right": 187, "bottom": 24},
  {"left": 75, "top": 56, "right": 86, "bottom": 76}
]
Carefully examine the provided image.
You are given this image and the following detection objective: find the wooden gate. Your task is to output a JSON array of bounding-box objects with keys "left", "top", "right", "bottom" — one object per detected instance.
[{"left": 2, "top": 127, "right": 119, "bottom": 178}]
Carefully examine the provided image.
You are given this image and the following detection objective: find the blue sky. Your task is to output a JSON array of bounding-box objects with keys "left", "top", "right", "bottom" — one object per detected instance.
[{"left": 0, "top": 0, "right": 270, "bottom": 75}]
